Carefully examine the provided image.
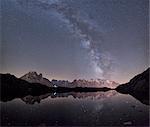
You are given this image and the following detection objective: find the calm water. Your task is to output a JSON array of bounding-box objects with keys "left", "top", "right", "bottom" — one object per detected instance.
[{"left": 1, "top": 91, "right": 149, "bottom": 126}]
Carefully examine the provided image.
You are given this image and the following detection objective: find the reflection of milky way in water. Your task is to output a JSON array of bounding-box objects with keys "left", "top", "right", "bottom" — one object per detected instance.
[{"left": 1, "top": 91, "right": 149, "bottom": 126}]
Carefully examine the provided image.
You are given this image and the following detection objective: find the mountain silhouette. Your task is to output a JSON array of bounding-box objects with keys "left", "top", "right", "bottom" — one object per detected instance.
[{"left": 116, "top": 68, "right": 149, "bottom": 105}]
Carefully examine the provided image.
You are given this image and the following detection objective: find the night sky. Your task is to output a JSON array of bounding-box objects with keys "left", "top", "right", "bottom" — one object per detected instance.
[{"left": 1, "top": 0, "right": 149, "bottom": 83}]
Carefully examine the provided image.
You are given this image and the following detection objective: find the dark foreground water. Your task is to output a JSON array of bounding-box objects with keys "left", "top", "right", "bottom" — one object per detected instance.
[{"left": 0, "top": 91, "right": 149, "bottom": 126}]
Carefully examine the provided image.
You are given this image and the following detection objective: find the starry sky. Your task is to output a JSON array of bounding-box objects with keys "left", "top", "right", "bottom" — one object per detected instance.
[{"left": 1, "top": 0, "right": 149, "bottom": 83}]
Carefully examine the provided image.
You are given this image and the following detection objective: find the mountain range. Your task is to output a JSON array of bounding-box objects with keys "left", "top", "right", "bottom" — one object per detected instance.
[
  {"left": 0, "top": 68, "right": 149, "bottom": 104},
  {"left": 20, "top": 71, "right": 119, "bottom": 88}
]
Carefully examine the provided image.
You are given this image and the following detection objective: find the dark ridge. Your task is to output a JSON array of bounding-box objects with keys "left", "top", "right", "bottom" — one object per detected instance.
[{"left": 0, "top": 73, "right": 50, "bottom": 102}]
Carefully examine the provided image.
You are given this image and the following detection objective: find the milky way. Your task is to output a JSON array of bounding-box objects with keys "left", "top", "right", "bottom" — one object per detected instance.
[
  {"left": 1, "top": 0, "right": 148, "bottom": 83},
  {"left": 16, "top": 0, "right": 116, "bottom": 79}
]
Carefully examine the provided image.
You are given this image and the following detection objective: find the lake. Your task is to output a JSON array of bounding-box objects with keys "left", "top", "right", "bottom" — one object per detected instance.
[{"left": 1, "top": 90, "right": 149, "bottom": 126}]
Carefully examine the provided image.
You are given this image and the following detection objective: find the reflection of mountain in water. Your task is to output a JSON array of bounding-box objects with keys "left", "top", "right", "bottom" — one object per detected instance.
[
  {"left": 21, "top": 91, "right": 117, "bottom": 105},
  {"left": 22, "top": 93, "right": 50, "bottom": 104}
]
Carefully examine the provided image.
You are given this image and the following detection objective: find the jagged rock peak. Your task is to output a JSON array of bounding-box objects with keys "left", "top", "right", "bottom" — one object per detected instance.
[
  {"left": 21, "top": 71, "right": 40, "bottom": 80},
  {"left": 20, "top": 71, "right": 53, "bottom": 87}
]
